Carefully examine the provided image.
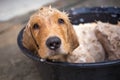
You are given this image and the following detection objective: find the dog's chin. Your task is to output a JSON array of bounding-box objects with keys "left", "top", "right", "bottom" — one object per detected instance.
[
  {"left": 47, "top": 54, "right": 67, "bottom": 62},
  {"left": 47, "top": 49, "right": 68, "bottom": 62}
]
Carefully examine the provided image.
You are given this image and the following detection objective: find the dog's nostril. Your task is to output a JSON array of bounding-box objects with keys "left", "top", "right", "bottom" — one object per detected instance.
[{"left": 46, "top": 37, "right": 61, "bottom": 50}]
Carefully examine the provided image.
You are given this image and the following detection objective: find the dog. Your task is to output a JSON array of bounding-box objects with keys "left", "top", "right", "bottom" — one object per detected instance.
[
  {"left": 22, "top": 7, "right": 79, "bottom": 62},
  {"left": 22, "top": 7, "right": 105, "bottom": 63}
]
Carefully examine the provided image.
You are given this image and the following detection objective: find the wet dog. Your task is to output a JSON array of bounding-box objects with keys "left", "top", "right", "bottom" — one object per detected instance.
[
  {"left": 22, "top": 7, "right": 107, "bottom": 63},
  {"left": 22, "top": 7, "right": 79, "bottom": 62}
]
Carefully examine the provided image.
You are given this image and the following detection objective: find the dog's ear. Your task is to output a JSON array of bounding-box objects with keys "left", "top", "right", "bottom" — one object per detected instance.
[
  {"left": 67, "top": 21, "right": 79, "bottom": 52},
  {"left": 22, "top": 25, "right": 38, "bottom": 52}
]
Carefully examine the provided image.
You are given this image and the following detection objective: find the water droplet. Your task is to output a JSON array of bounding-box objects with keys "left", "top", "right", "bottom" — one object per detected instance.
[
  {"left": 111, "top": 14, "right": 117, "bottom": 18},
  {"left": 101, "top": 5, "right": 104, "bottom": 8},
  {"left": 40, "top": 59, "right": 45, "bottom": 62},
  {"left": 114, "top": 6, "right": 117, "bottom": 9},
  {"left": 96, "top": 14, "right": 99, "bottom": 17},
  {"left": 119, "top": 18, "right": 120, "bottom": 20},
  {"left": 79, "top": 18, "right": 84, "bottom": 22},
  {"left": 72, "top": 11, "right": 77, "bottom": 15},
  {"left": 73, "top": 20, "right": 78, "bottom": 24},
  {"left": 70, "top": 8, "right": 75, "bottom": 11}
]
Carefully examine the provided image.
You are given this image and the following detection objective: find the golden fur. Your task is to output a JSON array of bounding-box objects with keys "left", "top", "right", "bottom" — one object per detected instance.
[
  {"left": 22, "top": 7, "right": 79, "bottom": 61},
  {"left": 23, "top": 7, "right": 120, "bottom": 63}
]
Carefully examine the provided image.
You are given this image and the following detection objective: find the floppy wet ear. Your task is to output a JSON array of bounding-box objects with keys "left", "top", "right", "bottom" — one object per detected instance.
[
  {"left": 67, "top": 21, "right": 79, "bottom": 52},
  {"left": 22, "top": 25, "right": 38, "bottom": 52}
]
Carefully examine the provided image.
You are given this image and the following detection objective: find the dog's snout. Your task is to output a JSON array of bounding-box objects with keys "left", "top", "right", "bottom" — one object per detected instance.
[{"left": 46, "top": 37, "right": 61, "bottom": 50}]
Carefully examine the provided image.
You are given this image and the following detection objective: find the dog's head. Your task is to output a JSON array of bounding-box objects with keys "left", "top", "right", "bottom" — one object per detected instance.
[{"left": 22, "top": 7, "right": 79, "bottom": 61}]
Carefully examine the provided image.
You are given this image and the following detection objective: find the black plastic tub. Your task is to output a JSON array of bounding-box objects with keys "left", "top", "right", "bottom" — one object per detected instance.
[{"left": 17, "top": 7, "right": 120, "bottom": 80}]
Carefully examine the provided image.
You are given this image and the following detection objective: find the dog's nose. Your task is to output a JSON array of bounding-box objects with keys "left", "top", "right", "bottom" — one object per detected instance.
[{"left": 46, "top": 37, "right": 61, "bottom": 50}]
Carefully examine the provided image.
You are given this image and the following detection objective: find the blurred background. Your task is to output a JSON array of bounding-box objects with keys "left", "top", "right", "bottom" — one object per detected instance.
[{"left": 0, "top": 0, "right": 120, "bottom": 80}]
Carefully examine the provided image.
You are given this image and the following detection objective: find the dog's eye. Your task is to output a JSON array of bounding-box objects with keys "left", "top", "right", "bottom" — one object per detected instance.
[
  {"left": 33, "top": 23, "right": 39, "bottom": 29},
  {"left": 58, "top": 18, "right": 65, "bottom": 24}
]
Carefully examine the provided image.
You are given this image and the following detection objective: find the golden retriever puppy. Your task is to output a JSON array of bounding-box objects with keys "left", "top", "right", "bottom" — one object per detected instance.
[
  {"left": 22, "top": 7, "right": 79, "bottom": 62},
  {"left": 95, "top": 22, "right": 120, "bottom": 60},
  {"left": 67, "top": 23, "right": 105, "bottom": 63}
]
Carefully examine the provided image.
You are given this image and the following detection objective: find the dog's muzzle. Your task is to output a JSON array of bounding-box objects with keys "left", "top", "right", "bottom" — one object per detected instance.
[{"left": 46, "top": 36, "right": 61, "bottom": 50}]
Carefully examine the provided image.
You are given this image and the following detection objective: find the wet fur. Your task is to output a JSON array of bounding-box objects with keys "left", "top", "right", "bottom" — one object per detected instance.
[{"left": 22, "top": 7, "right": 79, "bottom": 61}]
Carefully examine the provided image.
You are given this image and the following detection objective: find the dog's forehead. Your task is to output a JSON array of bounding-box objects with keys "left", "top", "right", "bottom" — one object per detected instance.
[
  {"left": 31, "top": 7, "right": 68, "bottom": 19},
  {"left": 38, "top": 7, "right": 60, "bottom": 16}
]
